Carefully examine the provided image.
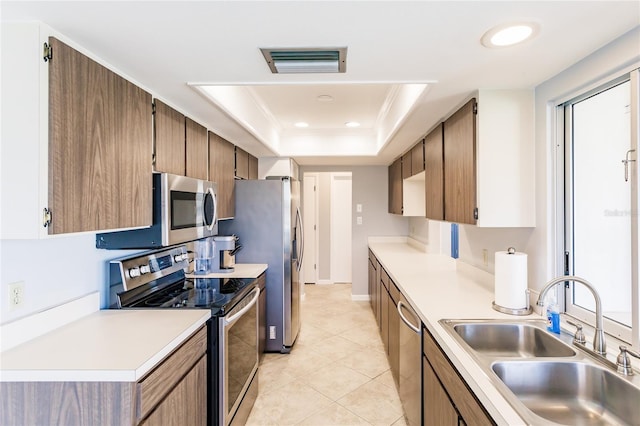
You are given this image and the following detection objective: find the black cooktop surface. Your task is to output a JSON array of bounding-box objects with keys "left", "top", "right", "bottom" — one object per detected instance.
[{"left": 127, "top": 277, "right": 257, "bottom": 316}]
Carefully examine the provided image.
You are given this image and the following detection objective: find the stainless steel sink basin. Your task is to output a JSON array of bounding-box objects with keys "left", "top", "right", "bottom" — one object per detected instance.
[
  {"left": 492, "top": 361, "right": 640, "bottom": 425},
  {"left": 444, "top": 320, "right": 576, "bottom": 358}
]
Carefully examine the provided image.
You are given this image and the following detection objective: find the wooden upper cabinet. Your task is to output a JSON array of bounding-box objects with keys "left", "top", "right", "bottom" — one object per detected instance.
[
  {"left": 424, "top": 124, "right": 444, "bottom": 221},
  {"left": 153, "top": 99, "right": 185, "bottom": 176},
  {"left": 209, "top": 132, "right": 235, "bottom": 219},
  {"left": 248, "top": 153, "right": 258, "bottom": 180},
  {"left": 444, "top": 98, "right": 477, "bottom": 225},
  {"left": 411, "top": 139, "right": 425, "bottom": 175},
  {"left": 388, "top": 157, "right": 403, "bottom": 215},
  {"left": 235, "top": 146, "right": 249, "bottom": 179},
  {"left": 401, "top": 152, "right": 412, "bottom": 179},
  {"left": 48, "top": 37, "right": 152, "bottom": 234},
  {"left": 185, "top": 118, "right": 208, "bottom": 180}
]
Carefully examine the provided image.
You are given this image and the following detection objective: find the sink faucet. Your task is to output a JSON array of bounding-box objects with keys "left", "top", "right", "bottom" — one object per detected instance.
[{"left": 536, "top": 275, "right": 606, "bottom": 355}]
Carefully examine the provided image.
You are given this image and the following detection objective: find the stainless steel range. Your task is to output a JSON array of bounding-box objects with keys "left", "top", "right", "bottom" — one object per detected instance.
[{"left": 108, "top": 245, "right": 259, "bottom": 426}]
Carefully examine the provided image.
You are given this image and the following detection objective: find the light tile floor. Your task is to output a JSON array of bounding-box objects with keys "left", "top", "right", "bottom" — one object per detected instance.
[{"left": 246, "top": 283, "right": 407, "bottom": 426}]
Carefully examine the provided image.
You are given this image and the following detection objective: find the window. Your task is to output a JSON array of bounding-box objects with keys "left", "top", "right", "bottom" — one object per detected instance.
[{"left": 559, "top": 70, "right": 639, "bottom": 346}]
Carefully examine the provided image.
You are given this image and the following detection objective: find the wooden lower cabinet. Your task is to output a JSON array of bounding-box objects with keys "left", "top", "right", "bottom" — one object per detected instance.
[
  {"left": 424, "top": 354, "right": 459, "bottom": 425},
  {"left": 0, "top": 327, "right": 207, "bottom": 426},
  {"left": 423, "top": 326, "right": 494, "bottom": 426},
  {"left": 388, "top": 280, "right": 401, "bottom": 387}
]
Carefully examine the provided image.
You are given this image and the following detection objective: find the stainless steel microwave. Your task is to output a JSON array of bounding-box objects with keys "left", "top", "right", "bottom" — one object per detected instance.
[{"left": 96, "top": 173, "right": 218, "bottom": 249}]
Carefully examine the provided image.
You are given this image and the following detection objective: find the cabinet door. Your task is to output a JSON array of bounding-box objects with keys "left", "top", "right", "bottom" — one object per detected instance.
[
  {"left": 380, "top": 271, "right": 390, "bottom": 354},
  {"left": 425, "top": 123, "right": 444, "bottom": 220},
  {"left": 424, "top": 355, "right": 458, "bottom": 425},
  {"left": 248, "top": 154, "right": 258, "bottom": 180},
  {"left": 388, "top": 158, "right": 403, "bottom": 214},
  {"left": 209, "top": 132, "right": 235, "bottom": 219},
  {"left": 154, "top": 99, "right": 185, "bottom": 176},
  {"left": 48, "top": 37, "right": 152, "bottom": 234},
  {"left": 185, "top": 118, "right": 208, "bottom": 180},
  {"left": 402, "top": 152, "right": 412, "bottom": 179},
  {"left": 388, "top": 281, "right": 400, "bottom": 388},
  {"left": 141, "top": 356, "right": 207, "bottom": 426},
  {"left": 444, "top": 98, "right": 476, "bottom": 225},
  {"left": 411, "top": 139, "right": 425, "bottom": 175},
  {"left": 235, "top": 146, "right": 249, "bottom": 179}
]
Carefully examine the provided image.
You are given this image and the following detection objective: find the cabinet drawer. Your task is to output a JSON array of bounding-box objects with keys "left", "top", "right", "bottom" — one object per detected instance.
[
  {"left": 380, "top": 268, "right": 390, "bottom": 291},
  {"left": 137, "top": 326, "right": 207, "bottom": 421},
  {"left": 423, "top": 327, "right": 494, "bottom": 426},
  {"left": 390, "top": 280, "right": 401, "bottom": 304}
]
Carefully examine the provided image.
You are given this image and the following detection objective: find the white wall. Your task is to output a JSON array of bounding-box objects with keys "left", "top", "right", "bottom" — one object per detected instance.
[
  {"left": 0, "top": 235, "right": 140, "bottom": 324},
  {"left": 300, "top": 165, "right": 409, "bottom": 295}
]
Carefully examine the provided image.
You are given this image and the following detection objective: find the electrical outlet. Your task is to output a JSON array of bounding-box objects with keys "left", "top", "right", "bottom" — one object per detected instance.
[
  {"left": 269, "top": 326, "right": 276, "bottom": 339},
  {"left": 482, "top": 249, "right": 488, "bottom": 267},
  {"left": 8, "top": 281, "right": 25, "bottom": 311},
  {"left": 356, "top": 216, "right": 363, "bottom": 225}
]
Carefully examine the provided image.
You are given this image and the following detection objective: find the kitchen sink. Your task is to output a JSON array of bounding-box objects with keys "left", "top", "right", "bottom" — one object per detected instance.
[
  {"left": 442, "top": 319, "right": 576, "bottom": 358},
  {"left": 492, "top": 361, "right": 640, "bottom": 425}
]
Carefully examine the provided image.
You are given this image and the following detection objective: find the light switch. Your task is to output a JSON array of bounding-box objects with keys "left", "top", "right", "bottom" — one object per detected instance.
[
  {"left": 356, "top": 203, "right": 362, "bottom": 213},
  {"left": 357, "top": 216, "right": 363, "bottom": 225}
]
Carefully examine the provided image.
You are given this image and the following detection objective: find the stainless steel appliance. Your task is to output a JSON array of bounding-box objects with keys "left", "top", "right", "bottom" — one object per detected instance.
[
  {"left": 212, "top": 235, "right": 242, "bottom": 273},
  {"left": 220, "top": 176, "right": 303, "bottom": 353},
  {"left": 398, "top": 299, "right": 422, "bottom": 425},
  {"left": 96, "top": 173, "right": 218, "bottom": 249},
  {"left": 108, "top": 245, "right": 259, "bottom": 426}
]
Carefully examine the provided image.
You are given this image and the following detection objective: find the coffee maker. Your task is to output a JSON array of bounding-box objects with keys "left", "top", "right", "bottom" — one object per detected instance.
[{"left": 211, "top": 235, "right": 241, "bottom": 273}]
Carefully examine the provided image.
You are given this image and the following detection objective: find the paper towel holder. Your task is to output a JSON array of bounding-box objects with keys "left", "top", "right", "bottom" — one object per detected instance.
[
  {"left": 493, "top": 247, "right": 532, "bottom": 315},
  {"left": 492, "top": 290, "right": 533, "bottom": 315}
]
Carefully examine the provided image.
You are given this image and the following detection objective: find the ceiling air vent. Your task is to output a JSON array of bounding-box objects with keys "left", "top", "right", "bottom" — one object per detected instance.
[{"left": 260, "top": 47, "right": 347, "bottom": 74}]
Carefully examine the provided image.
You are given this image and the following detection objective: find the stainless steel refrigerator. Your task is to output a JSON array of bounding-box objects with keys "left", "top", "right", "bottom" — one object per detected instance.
[{"left": 219, "top": 176, "right": 303, "bottom": 353}]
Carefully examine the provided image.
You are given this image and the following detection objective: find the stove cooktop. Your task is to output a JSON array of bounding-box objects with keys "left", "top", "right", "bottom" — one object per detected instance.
[{"left": 126, "top": 277, "right": 257, "bottom": 316}]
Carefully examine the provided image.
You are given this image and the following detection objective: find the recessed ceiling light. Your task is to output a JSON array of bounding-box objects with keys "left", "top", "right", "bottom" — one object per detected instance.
[
  {"left": 317, "top": 95, "right": 334, "bottom": 102},
  {"left": 481, "top": 22, "right": 539, "bottom": 48},
  {"left": 294, "top": 122, "right": 309, "bottom": 128},
  {"left": 345, "top": 121, "right": 360, "bottom": 128}
]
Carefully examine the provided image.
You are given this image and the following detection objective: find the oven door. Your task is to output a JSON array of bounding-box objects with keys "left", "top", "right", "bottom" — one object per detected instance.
[
  {"left": 161, "top": 173, "right": 218, "bottom": 245},
  {"left": 219, "top": 286, "right": 260, "bottom": 425}
]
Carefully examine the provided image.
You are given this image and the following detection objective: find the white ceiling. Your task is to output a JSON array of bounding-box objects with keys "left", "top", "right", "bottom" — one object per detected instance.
[{"left": 2, "top": 1, "right": 639, "bottom": 166}]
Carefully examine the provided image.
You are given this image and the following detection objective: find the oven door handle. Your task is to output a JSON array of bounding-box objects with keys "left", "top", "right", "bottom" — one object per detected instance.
[{"left": 224, "top": 287, "right": 260, "bottom": 326}]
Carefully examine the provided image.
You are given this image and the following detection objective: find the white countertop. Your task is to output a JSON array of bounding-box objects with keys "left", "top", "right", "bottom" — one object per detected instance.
[
  {"left": 186, "top": 263, "right": 267, "bottom": 279},
  {"left": 368, "top": 238, "right": 530, "bottom": 426},
  {"left": 0, "top": 309, "right": 210, "bottom": 382}
]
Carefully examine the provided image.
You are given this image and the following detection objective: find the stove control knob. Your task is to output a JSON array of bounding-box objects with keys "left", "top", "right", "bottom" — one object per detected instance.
[
  {"left": 174, "top": 253, "right": 188, "bottom": 263},
  {"left": 139, "top": 264, "right": 151, "bottom": 274},
  {"left": 128, "top": 267, "right": 141, "bottom": 278}
]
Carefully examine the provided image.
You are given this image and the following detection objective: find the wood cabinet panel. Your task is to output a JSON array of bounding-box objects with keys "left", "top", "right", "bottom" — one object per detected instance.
[
  {"left": 248, "top": 153, "right": 258, "bottom": 180},
  {"left": 154, "top": 99, "right": 185, "bottom": 176},
  {"left": 380, "top": 272, "right": 390, "bottom": 354},
  {"left": 141, "top": 357, "right": 207, "bottom": 426},
  {"left": 48, "top": 37, "right": 152, "bottom": 234},
  {"left": 185, "top": 117, "right": 208, "bottom": 180},
  {"left": 209, "top": 131, "right": 235, "bottom": 219},
  {"left": 425, "top": 123, "right": 444, "bottom": 220},
  {"left": 388, "top": 158, "right": 403, "bottom": 214},
  {"left": 0, "top": 381, "right": 136, "bottom": 425},
  {"left": 424, "top": 355, "right": 459, "bottom": 425},
  {"left": 235, "top": 146, "right": 249, "bottom": 179},
  {"left": 411, "top": 139, "right": 425, "bottom": 175},
  {"left": 402, "top": 152, "right": 412, "bottom": 179},
  {"left": 387, "top": 279, "right": 401, "bottom": 388},
  {"left": 423, "top": 327, "right": 494, "bottom": 426},
  {"left": 138, "top": 327, "right": 207, "bottom": 421},
  {"left": 443, "top": 98, "right": 476, "bottom": 225}
]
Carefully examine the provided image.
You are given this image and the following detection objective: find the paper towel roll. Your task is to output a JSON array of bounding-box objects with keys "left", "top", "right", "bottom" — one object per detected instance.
[{"left": 494, "top": 250, "right": 528, "bottom": 309}]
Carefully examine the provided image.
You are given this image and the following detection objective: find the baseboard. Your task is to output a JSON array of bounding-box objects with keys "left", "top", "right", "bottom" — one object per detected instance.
[
  {"left": 351, "top": 295, "right": 370, "bottom": 302},
  {"left": 316, "top": 280, "right": 334, "bottom": 285}
]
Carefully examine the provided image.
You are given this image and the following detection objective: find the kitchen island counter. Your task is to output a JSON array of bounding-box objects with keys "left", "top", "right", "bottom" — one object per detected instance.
[
  {"left": 368, "top": 237, "right": 529, "bottom": 425},
  {"left": 0, "top": 308, "right": 210, "bottom": 382}
]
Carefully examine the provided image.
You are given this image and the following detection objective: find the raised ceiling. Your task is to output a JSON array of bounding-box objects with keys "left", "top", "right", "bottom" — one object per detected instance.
[{"left": 2, "top": 1, "right": 638, "bottom": 165}]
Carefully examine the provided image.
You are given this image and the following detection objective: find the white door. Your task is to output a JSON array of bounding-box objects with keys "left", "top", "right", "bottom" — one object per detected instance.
[
  {"left": 330, "top": 173, "right": 352, "bottom": 283},
  {"left": 302, "top": 174, "right": 317, "bottom": 284}
]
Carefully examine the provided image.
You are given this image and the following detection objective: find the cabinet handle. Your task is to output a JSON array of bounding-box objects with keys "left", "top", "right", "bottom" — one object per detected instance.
[
  {"left": 43, "top": 208, "right": 52, "bottom": 228},
  {"left": 398, "top": 301, "right": 421, "bottom": 334}
]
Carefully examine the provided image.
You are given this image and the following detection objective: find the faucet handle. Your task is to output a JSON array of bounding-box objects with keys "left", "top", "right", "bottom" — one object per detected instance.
[
  {"left": 566, "top": 319, "right": 586, "bottom": 345},
  {"left": 617, "top": 345, "right": 640, "bottom": 376}
]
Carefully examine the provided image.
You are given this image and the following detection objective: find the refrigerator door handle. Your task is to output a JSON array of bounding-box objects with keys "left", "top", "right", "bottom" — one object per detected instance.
[{"left": 296, "top": 206, "right": 304, "bottom": 272}]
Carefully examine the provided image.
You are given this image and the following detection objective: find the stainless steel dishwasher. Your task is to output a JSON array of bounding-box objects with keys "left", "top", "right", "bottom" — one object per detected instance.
[{"left": 398, "top": 298, "right": 422, "bottom": 426}]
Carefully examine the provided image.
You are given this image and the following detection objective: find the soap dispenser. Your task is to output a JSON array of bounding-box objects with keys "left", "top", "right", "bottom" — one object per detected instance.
[{"left": 545, "top": 295, "right": 561, "bottom": 334}]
